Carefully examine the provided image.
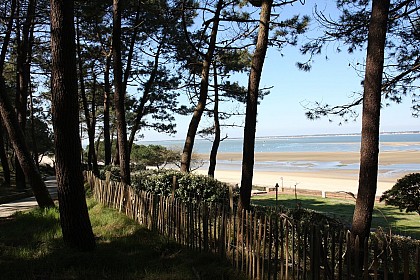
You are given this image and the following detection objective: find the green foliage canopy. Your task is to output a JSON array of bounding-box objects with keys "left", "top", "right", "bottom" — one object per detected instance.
[
  {"left": 380, "top": 173, "right": 420, "bottom": 215},
  {"left": 131, "top": 144, "right": 180, "bottom": 169},
  {"left": 91, "top": 142, "right": 180, "bottom": 169}
]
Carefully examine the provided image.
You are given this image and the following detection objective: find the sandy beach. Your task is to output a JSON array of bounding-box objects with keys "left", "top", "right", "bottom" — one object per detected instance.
[{"left": 194, "top": 150, "right": 419, "bottom": 196}]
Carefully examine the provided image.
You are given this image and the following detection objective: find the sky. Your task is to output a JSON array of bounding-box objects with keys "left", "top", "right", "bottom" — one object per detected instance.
[{"left": 141, "top": 1, "right": 419, "bottom": 142}]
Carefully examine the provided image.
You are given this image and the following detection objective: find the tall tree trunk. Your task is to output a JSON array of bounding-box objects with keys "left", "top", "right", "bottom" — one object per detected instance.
[
  {"left": 0, "top": 77, "right": 54, "bottom": 207},
  {"left": 351, "top": 0, "right": 390, "bottom": 243},
  {"left": 208, "top": 62, "right": 221, "bottom": 178},
  {"left": 0, "top": 0, "right": 16, "bottom": 187},
  {"left": 180, "top": 0, "right": 223, "bottom": 173},
  {"left": 112, "top": 0, "right": 130, "bottom": 185},
  {"left": 50, "top": 0, "right": 95, "bottom": 250},
  {"left": 103, "top": 55, "right": 112, "bottom": 165},
  {"left": 0, "top": 118, "right": 11, "bottom": 185},
  {"left": 76, "top": 20, "right": 99, "bottom": 176},
  {"left": 0, "top": 0, "right": 16, "bottom": 68},
  {"left": 29, "top": 85, "right": 40, "bottom": 169},
  {"left": 239, "top": 0, "right": 272, "bottom": 211},
  {"left": 15, "top": 0, "right": 38, "bottom": 190},
  {"left": 14, "top": 0, "right": 26, "bottom": 191}
]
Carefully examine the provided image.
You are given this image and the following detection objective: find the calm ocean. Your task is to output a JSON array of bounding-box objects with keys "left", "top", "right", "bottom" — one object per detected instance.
[
  {"left": 141, "top": 132, "right": 420, "bottom": 154},
  {"left": 139, "top": 132, "right": 420, "bottom": 175}
]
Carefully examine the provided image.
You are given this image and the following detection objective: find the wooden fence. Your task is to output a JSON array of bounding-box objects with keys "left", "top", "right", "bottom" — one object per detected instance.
[{"left": 85, "top": 171, "right": 420, "bottom": 280}]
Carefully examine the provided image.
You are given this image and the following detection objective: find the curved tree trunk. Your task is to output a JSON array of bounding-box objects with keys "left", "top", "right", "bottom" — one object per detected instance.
[
  {"left": 351, "top": 0, "right": 390, "bottom": 244},
  {"left": 50, "top": 0, "right": 95, "bottom": 250},
  {"left": 208, "top": 62, "right": 221, "bottom": 178},
  {"left": 0, "top": 77, "right": 54, "bottom": 207},
  {"left": 128, "top": 40, "right": 164, "bottom": 154},
  {"left": 180, "top": 0, "right": 223, "bottom": 173},
  {"left": 239, "top": 0, "right": 272, "bottom": 211},
  {"left": 15, "top": 0, "right": 38, "bottom": 190},
  {"left": 0, "top": 0, "right": 52, "bottom": 207},
  {"left": 113, "top": 0, "right": 130, "bottom": 185}
]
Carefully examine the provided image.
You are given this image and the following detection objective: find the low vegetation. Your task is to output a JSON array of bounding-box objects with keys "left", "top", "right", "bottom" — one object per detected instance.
[
  {"left": 0, "top": 198, "right": 247, "bottom": 280},
  {"left": 100, "top": 167, "right": 237, "bottom": 204},
  {"left": 252, "top": 193, "right": 420, "bottom": 239}
]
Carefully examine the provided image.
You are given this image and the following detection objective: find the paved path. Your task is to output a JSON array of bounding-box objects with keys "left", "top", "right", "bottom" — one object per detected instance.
[{"left": 0, "top": 177, "right": 58, "bottom": 218}]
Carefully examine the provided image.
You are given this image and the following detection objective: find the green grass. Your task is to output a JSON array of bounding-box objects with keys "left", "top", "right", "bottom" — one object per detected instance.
[
  {"left": 0, "top": 199, "right": 247, "bottom": 280},
  {"left": 252, "top": 194, "right": 420, "bottom": 239}
]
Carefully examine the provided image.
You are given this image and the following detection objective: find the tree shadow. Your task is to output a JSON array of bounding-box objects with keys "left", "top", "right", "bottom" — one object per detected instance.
[
  {"left": 252, "top": 196, "right": 420, "bottom": 239},
  {"left": 0, "top": 212, "right": 246, "bottom": 280}
]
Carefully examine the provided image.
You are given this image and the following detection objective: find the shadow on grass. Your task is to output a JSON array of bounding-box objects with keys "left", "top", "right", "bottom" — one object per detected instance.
[
  {"left": 0, "top": 206, "right": 246, "bottom": 280},
  {"left": 252, "top": 196, "right": 420, "bottom": 239}
]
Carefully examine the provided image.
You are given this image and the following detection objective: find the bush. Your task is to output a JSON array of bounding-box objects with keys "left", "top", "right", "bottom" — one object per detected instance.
[
  {"left": 131, "top": 169, "right": 236, "bottom": 204},
  {"left": 380, "top": 173, "right": 420, "bottom": 215},
  {"left": 99, "top": 165, "right": 121, "bottom": 181}
]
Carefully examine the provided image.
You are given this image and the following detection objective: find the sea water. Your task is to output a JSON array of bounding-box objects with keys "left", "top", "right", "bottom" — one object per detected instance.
[
  {"left": 139, "top": 132, "right": 420, "bottom": 176},
  {"left": 141, "top": 132, "right": 420, "bottom": 154}
]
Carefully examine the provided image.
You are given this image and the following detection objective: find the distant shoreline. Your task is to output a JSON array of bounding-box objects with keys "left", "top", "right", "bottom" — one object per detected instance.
[{"left": 141, "top": 130, "right": 420, "bottom": 143}]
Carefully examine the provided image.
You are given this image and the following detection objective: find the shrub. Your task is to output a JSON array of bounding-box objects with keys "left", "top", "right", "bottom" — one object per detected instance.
[
  {"left": 380, "top": 173, "right": 420, "bottom": 215},
  {"left": 131, "top": 169, "right": 236, "bottom": 204}
]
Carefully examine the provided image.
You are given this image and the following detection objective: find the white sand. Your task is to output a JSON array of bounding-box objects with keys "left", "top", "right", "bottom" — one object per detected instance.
[{"left": 194, "top": 150, "right": 419, "bottom": 196}]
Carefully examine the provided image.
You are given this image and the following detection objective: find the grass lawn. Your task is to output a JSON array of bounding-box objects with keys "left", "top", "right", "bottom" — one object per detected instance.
[
  {"left": 0, "top": 198, "right": 247, "bottom": 280},
  {"left": 252, "top": 193, "right": 420, "bottom": 239}
]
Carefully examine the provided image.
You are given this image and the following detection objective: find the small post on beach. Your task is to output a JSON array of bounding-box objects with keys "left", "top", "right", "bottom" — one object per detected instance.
[
  {"left": 275, "top": 183, "right": 279, "bottom": 212},
  {"left": 281, "top": 177, "right": 284, "bottom": 192}
]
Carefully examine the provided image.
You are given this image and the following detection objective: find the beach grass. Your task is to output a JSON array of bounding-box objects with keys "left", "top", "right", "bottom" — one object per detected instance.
[
  {"left": 0, "top": 198, "right": 247, "bottom": 280},
  {"left": 252, "top": 194, "right": 420, "bottom": 239}
]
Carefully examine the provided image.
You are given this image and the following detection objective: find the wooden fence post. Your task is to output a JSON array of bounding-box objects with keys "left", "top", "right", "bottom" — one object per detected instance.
[{"left": 172, "top": 175, "right": 177, "bottom": 201}]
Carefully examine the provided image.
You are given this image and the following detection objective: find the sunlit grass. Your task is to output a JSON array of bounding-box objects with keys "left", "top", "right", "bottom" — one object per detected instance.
[
  {"left": 0, "top": 198, "right": 247, "bottom": 280},
  {"left": 252, "top": 193, "right": 420, "bottom": 239}
]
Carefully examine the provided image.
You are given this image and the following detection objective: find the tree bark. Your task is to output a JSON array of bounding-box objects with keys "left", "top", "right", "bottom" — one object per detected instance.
[
  {"left": 50, "top": 0, "right": 95, "bottom": 250},
  {"left": 351, "top": 0, "right": 390, "bottom": 243},
  {"left": 0, "top": 118, "right": 11, "bottom": 185},
  {"left": 208, "top": 62, "right": 220, "bottom": 178},
  {"left": 0, "top": 0, "right": 16, "bottom": 187},
  {"left": 112, "top": 0, "right": 130, "bottom": 185},
  {"left": 180, "top": 0, "right": 223, "bottom": 173},
  {"left": 239, "top": 0, "right": 272, "bottom": 211},
  {"left": 103, "top": 55, "right": 112, "bottom": 165}
]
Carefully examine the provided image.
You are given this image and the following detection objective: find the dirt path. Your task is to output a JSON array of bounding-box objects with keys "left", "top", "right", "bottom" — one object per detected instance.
[{"left": 0, "top": 177, "right": 57, "bottom": 218}]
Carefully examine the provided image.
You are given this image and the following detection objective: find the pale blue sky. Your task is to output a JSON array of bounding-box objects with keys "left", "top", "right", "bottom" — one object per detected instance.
[{"left": 142, "top": 1, "right": 419, "bottom": 141}]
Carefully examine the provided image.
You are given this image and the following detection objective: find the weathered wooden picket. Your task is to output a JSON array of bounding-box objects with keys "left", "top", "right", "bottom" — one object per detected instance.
[{"left": 85, "top": 171, "right": 420, "bottom": 279}]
